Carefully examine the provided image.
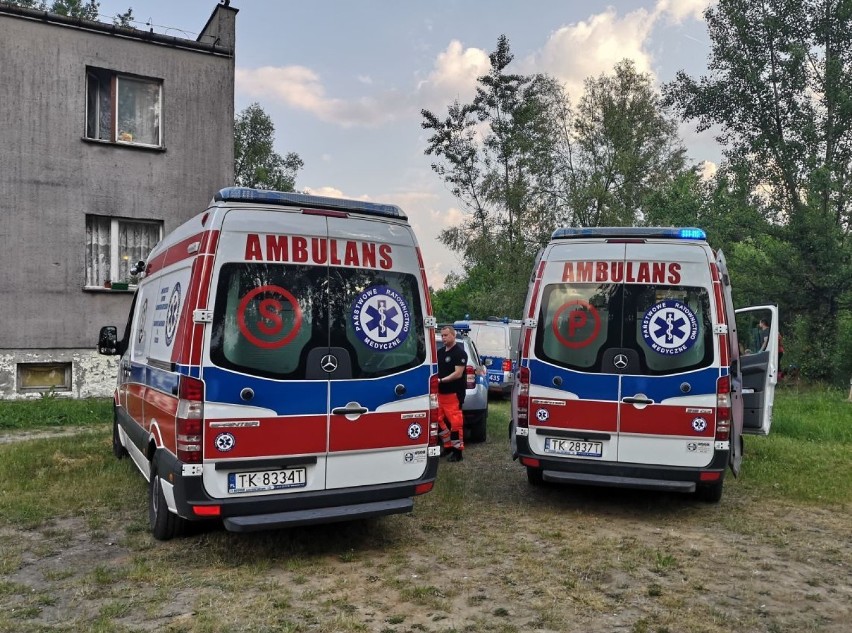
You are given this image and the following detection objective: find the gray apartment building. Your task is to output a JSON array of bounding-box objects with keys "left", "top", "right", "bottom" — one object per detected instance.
[{"left": 0, "top": 1, "right": 237, "bottom": 398}]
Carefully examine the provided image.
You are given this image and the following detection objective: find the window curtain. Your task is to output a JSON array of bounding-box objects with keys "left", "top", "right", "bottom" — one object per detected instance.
[
  {"left": 118, "top": 221, "right": 160, "bottom": 281},
  {"left": 117, "top": 77, "right": 160, "bottom": 145},
  {"left": 86, "top": 216, "right": 111, "bottom": 286}
]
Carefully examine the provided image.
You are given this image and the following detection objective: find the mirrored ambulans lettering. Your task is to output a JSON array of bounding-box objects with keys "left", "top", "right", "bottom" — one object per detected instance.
[
  {"left": 237, "top": 285, "right": 303, "bottom": 349},
  {"left": 243, "top": 234, "right": 393, "bottom": 269},
  {"left": 561, "top": 261, "right": 681, "bottom": 284},
  {"left": 351, "top": 285, "right": 411, "bottom": 351},
  {"left": 641, "top": 300, "right": 699, "bottom": 355}
]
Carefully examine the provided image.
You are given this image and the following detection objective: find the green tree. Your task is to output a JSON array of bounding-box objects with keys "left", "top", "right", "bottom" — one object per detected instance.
[
  {"left": 422, "top": 38, "right": 691, "bottom": 317},
  {"left": 422, "top": 36, "right": 565, "bottom": 317},
  {"left": 663, "top": 0, "right": 852, "bottom": 381},
  {"left": 234, "top": 103, "right": 303, "bottom": 192},
  {"left": 3, "top": 1, "right": 131, "bottom": 25},
  {"left": 570, "top": 59, "right": 687, "bottom": 227}
]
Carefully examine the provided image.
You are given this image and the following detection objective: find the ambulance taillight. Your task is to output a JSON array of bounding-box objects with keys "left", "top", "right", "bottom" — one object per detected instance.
[
  {"left": 176, "top": 376, "right": 204, "bottom": 463},
  {"left": 428, "top": 374, "right": 440, "bottom": 446},
  {"left": 715, "top": 375, "right": 731, "bottom": 441},
  {"left": 465, "top": 365, "right": 476, "bottom": 389},
  {"left": 516, "top": 366, "right": 530, "bottom": 428}
]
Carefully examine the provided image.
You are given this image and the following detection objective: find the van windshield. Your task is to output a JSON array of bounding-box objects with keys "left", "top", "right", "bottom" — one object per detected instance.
[
  {"left": 535, "top": 282, "right": 713, "bottom": 375},
  {"left": 210, "top": 263, "right": 425, "bottom": 380}
]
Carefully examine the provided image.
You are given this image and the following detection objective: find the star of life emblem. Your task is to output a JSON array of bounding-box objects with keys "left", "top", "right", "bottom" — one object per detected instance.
[
  {"left": 165, "top": 282, "right": 181, "bottom": 346},
  {"left": 691, "top": 417, "right": 708, "bottom": 433},
  {"left": 351, "top": 285, "right": 411, "bottom": 351},
  {"left": 215, "top": 432, "right": 235, "bottom": 452},
  {"left": 641, "top": 300, "right": 699, "bottom": 356},
  {"left": 407, "top": 423, "right": 422, "bottom": 440}
]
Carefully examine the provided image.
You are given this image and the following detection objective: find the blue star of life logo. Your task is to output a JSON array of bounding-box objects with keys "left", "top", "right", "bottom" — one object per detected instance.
[
  {"left": 641, "top": 300, "right": 699, "bottom": 356},
  {"left": 165, "top": 282, "right": 181, "bottom": 347},
  {"left": 351, "top": 285, "right": 411, "bottom": 351}
]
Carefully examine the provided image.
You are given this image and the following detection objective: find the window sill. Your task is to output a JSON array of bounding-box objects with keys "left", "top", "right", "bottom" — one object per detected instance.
[
  {"left": 81, "top": 137, "right": 166, "bottom": 153},
  {"left": 83, "top": 286, "right": 136, "bottom": 293}
]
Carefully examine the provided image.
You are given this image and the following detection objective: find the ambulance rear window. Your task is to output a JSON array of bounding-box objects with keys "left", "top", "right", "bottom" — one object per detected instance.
[
  {"left": 210, "top": 263, "right": 425, "bottom": 380},
  {"left": 535, "top": 282, "right": 713, "bottom": 375}
]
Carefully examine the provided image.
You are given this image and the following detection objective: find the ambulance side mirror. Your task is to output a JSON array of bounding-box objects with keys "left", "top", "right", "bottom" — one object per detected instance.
[{"left": 98, "top": 326, "right": 119, "bottom": 356}]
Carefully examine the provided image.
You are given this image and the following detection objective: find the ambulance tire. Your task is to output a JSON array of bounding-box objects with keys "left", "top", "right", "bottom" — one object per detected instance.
[
  {"left": 112, "top": 414, "right": 128, "bottom": 460},
  {"left": 695, "top": 480, "right": 724, "bottom": 503},
  {"left": 149, "top": 460, "right": 186, "bottom": 541},
  {"left": 526, "top": 466, "right": 544, "bottom": 486}
]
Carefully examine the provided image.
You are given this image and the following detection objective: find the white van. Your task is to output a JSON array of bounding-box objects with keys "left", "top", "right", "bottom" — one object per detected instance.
[
  {"left": 510, "top": 227, "right": 778, "bottom": 502},
  {"left": 98, "top": 188, "right": 441, "bottom": 539}
]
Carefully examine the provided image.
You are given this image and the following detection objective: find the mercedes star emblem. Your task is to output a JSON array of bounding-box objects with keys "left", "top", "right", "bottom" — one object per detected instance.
[
  {"left": 320, "top": 354, "right": 339, "bottom": 373},
  {"left": 613, "top": 354, "right": 629, "bottom": 369}
]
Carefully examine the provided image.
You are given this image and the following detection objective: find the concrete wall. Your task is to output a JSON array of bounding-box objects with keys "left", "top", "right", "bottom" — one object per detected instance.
[{"left": 0, "top": 4, "right": 236, "bottom": 399}]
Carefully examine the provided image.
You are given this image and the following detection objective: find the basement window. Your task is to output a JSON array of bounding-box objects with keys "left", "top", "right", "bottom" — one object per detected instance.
[
  {"left": 17, "top": 363, "right": 72, "bottom": 393},
  {"left": 86, "top": 67, "right": 162, "bottom": 147}
]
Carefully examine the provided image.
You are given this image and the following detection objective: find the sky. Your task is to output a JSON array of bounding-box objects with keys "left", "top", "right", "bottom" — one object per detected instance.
[{"left": 95, "top": 0, "right": 722, "bottom": 289}]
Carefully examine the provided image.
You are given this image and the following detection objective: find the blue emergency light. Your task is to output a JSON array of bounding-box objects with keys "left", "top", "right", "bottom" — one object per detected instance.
[
  {"left": 551, "top": 227, "right": 707, "bottom": 241},
  {"left": 453, "top": 321, "right": 471, "bottom": 333},
  {"left": 215, "top": 187, "right": 407, "bottom": 220}
]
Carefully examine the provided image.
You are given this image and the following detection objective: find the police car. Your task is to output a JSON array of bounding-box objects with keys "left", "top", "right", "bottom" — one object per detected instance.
[
  {"left": 435, "top": 325, "right": 489, "bottom": 442},
  {"left": 459, "top": 318, "right": 521, "bottom": 398}
]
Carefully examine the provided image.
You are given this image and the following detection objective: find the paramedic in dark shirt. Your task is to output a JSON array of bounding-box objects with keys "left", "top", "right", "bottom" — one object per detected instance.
[{"left": 437, "top": 325, "right": 466, "bottom": 462}]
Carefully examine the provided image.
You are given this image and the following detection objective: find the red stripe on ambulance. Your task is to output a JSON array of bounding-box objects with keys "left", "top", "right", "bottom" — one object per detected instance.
[
  {"left": 204, "top": 416, "right": 328, "bottom": 458},
  {"left": 620, "top": 404, "right": 715, "bottom": 437},
  {"left": 529, "top": 399, "right": 618, "bottom": 433}
]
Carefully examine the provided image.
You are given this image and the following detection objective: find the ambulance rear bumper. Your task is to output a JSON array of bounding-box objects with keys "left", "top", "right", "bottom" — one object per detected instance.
[
  {"left": 163, "top": 451, "right": 439, "bottom": 531},
  {"left": 516, "top": 436, "right": 728, "bottom": 492}
]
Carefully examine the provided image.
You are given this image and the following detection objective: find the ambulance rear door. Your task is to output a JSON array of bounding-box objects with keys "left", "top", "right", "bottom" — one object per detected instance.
[
  {"left": 616, "top": 242, "right": 719, "bottom": 468},
  {"left": 324, "top": 214, "right": 431, "bottom": 489},
  {"left": 528, "top": 240, "right": 624, "bottom": 465}
]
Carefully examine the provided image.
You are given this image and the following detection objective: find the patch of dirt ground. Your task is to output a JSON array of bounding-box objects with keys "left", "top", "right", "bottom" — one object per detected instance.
[{"left": 1, "top": 431, "right": 849, "bottom": 632}]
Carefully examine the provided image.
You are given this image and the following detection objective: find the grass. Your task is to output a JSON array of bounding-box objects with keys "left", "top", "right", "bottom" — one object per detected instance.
[
  {"left": 0, "top": 387, "right": 849, "bottom": 632},
  {"left": 0, "top": 396, "right": 112, "bottom": 430}
]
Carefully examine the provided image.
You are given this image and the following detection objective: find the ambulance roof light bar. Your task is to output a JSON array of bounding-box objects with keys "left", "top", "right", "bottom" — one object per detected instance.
[
  {"left": 215, "top": 187, "right": 407, "bottom": 220},
  {"left": 551, "top": 227, "right": 707, "bottom": 241}
]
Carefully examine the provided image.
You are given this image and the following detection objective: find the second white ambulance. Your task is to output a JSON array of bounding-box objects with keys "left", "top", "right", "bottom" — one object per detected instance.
[{"left": 510, "top": 227, "right": 778, "bottom": 502}]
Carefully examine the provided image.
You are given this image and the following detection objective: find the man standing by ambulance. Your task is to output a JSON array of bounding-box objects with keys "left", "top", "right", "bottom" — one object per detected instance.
[{"left": 437, "top": 325, "right": 466, "bottom": 462}]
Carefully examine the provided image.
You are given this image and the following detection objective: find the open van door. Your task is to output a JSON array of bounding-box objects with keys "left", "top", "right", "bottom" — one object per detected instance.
[{"left": 734, "top": 305, "right": 779, "bottom": 435}]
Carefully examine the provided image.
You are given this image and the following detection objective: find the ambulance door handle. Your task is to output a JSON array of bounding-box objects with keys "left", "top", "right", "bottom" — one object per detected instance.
[
  {"left": 332, "top": 402, "right": 368, "bottom": 417},
  {"left": 622, "top": 396, "right": 653, "bottom": 405}
]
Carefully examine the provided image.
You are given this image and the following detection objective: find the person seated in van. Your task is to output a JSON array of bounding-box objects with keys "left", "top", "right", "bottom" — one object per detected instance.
[{"left": 437, "top": 325, "right": 467, "bottom": 462}]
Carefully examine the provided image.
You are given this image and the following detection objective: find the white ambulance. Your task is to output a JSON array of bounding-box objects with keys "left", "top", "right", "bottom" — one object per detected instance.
[
  {"left": 510, "top": 227, "right": 778, "bottom": 502},
  {"left": 98, "top": 188, "right": 441, "bottom": 539}
]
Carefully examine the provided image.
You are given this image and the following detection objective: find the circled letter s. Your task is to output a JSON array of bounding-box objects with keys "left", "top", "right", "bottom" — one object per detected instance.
[{"left": 237, "top": 285, "right": 303, "bottom": 349}]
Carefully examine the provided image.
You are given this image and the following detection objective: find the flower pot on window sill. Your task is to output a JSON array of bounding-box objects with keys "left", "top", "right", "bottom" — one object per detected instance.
[
  {"left": 103, "top": 280, "right": 112, "bottom": 289},
  {"left": 111, "top": 282, "right": 129, "bottom": 291}
]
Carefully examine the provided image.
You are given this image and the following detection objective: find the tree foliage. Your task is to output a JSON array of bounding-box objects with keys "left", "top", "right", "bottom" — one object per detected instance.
[
  {"left": 423, "top": 37, "right": 689, "bottom": 319},
  {"left": 664, "top": 0, "right": 852, "bottom": 381},
  {"left": 234, "top": 103, "right": 303, "bottom": 192},
  {"left": 3, "top": 0, "right": 132, "bottom": 25}
]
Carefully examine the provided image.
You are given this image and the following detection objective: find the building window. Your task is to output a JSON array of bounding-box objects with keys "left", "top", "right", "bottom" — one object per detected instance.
[
  {"left": 18, "top": 363, "right": 72, "bottom": 393},
  {"left": 86, "top": 68, "right": 162, "bottom": 147},
  {"left": 86, "top": 216, "right": 163, "bottom": 288}
]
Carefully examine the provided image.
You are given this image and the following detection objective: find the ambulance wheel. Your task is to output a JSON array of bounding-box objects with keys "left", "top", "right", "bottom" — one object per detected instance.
[
  {"left": 526, "top": 466, "right": 544, "bottom": 486},
  {"left": 696, "top": 480, "right": 724, "bottom": 503},
  {"left": 112, "top": 414, "right": 128, "bottom": 460},
  {"left": 149, "top": 462, "right": 185, "bottom": 540}
]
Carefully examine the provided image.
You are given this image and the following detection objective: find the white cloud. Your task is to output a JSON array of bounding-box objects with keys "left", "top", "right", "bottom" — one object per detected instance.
[
  {"left": 235, "top": 66, "right": 407, "bottom": 127},
  {"left": 531, "top": 7, "right": 658, "bottom": 98},
  {"left": 415, "top": 40, "right": 490, "bottom": 110},
  {"left": 654, "top": 0, "right": 713, "bottom": 24}
]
